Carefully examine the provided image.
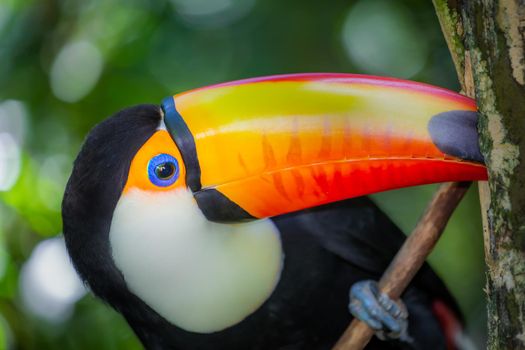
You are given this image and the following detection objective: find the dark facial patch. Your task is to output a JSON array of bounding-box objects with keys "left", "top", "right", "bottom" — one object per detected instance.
[{"left": 428, "top": 110, "right": 484, "bottom": 163}]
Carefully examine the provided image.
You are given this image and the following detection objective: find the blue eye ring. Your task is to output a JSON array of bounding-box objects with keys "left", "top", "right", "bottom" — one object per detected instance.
[{"left": 148, "top": 154, "right": 180, "bottom": 187}]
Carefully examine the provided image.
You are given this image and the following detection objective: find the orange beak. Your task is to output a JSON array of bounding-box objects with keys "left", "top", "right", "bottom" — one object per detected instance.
[{"left": 161, "top": 73, "right": 487, "bottom": 222}]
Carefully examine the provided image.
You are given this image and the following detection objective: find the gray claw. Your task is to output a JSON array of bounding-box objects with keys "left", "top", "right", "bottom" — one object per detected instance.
[{"left": 348, "top": 280, "right": 412, "bottom": 343}]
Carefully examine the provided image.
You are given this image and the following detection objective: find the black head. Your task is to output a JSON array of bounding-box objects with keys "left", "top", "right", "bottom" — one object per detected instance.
[
  {"left": 60, "top": 104, "right": 263, "bottom": 349},
  {"left": 61, "top": 105, "right": 183, "bottom": 346}
]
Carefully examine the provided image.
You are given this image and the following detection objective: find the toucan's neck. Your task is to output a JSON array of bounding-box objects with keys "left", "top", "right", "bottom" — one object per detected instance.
[{"left": 109, "top": 188, "right": 284, "bottom": 333}]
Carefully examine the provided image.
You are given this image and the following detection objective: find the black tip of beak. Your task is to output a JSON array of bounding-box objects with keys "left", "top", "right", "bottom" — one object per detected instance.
[{"left": 428, "top": 110, "right": 485, "bottom": 163}]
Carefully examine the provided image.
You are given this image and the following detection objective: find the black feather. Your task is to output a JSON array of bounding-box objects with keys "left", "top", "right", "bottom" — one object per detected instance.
[{"left": 61, "top": 105, "right": 177, "bottom": 343}]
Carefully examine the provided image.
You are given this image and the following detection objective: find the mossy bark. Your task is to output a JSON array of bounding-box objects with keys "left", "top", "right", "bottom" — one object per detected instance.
[{"left": 433, "top": 0, "right": 525, "bottom": 348}]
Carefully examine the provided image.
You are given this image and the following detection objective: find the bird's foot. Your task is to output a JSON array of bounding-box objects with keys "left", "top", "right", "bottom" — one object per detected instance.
[{"left": 348, "top": 280, "right": 412, "bottom": 343}]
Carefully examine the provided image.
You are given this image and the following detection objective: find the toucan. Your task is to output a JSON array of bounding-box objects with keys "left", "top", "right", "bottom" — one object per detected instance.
[{"left": 62, "top": 73, "right": 487, "bottom": 350}]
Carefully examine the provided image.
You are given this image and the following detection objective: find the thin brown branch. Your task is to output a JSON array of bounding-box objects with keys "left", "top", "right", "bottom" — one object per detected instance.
[{"left": 333, "top": 181, "right": 471, "bottom": 350}]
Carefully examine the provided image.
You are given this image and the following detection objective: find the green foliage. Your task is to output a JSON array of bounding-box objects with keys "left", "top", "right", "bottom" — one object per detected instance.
[{"left": 0, "top": 0, "right": 485, "bottom": 348}]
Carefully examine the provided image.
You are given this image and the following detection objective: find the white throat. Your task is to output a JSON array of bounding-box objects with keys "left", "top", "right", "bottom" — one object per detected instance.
[{"left": 109, "top": 189, "right": 283, "bottom": 333}]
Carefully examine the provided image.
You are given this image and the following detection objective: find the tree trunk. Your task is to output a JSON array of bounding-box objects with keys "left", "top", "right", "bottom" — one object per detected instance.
[{"left": 433, "top": 1, "right": 525, "bottom": 348}]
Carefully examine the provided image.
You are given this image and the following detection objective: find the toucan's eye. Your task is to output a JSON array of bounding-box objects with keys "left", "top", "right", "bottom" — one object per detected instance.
[{"left": 148, "top": 154, "right": 179, "bottom": 187}]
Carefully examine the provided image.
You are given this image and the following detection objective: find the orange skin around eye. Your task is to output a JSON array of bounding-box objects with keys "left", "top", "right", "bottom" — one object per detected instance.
[{"left": 123, "top": 130, "right": 187, "bottom": 193}]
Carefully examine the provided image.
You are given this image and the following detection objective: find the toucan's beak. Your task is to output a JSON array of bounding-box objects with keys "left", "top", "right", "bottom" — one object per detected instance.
[{"left": 161, "top": 73, "right": 487, "bottom": 222}]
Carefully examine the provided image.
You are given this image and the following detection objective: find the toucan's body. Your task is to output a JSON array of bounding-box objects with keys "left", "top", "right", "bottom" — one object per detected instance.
[
  {"left": 110, "top": 196, "right": 460, "bottom": 349},
  {"left": 62, "top": 74, "right": 486, "bottom": 349}
]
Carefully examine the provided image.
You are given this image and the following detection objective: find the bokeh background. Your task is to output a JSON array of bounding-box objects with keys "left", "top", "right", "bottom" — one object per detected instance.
[{"left": 0, "top": 0, "right": 486, "bottom": 348}]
